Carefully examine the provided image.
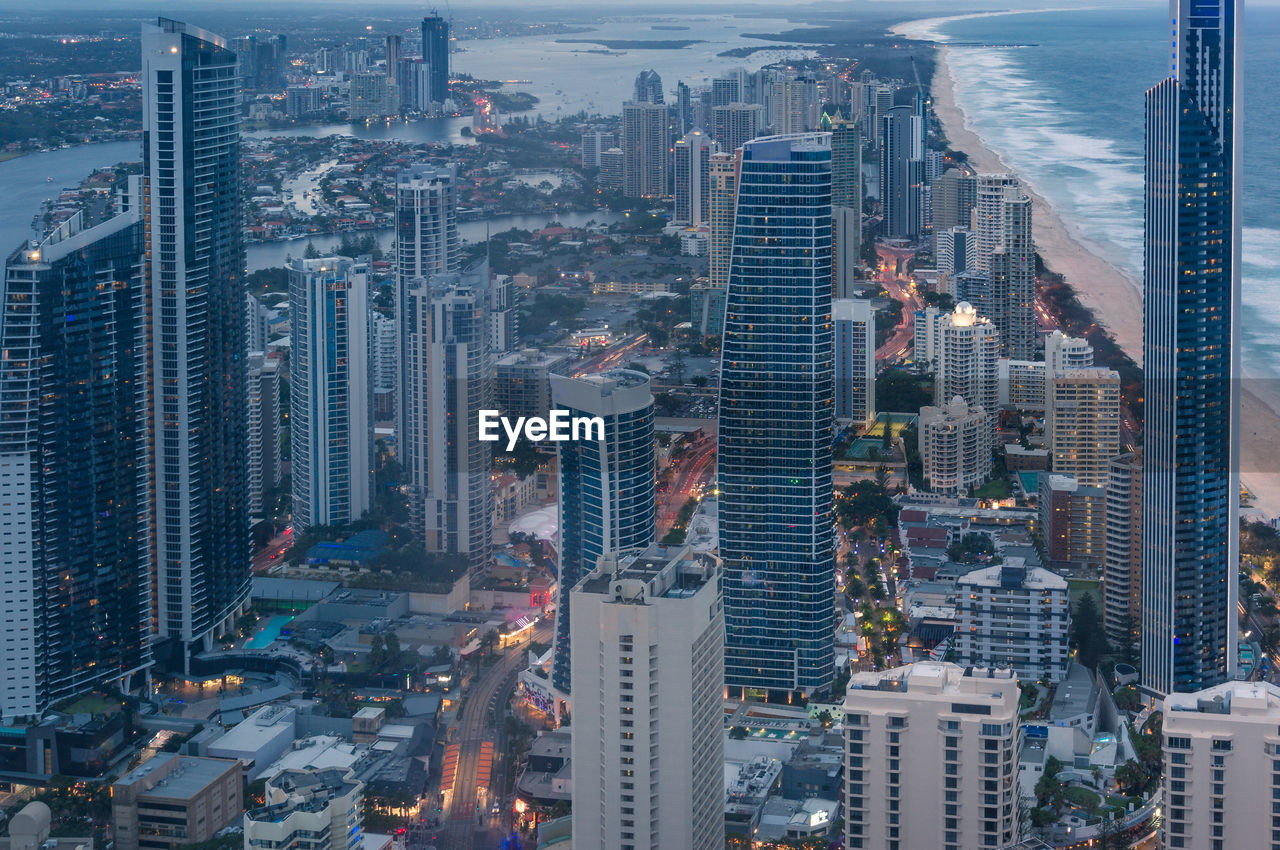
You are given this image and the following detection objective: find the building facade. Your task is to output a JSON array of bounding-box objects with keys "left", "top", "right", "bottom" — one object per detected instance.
[
  {"left": 113, "top": 753, "right": 243, "bottom": 850},
  {"left": 1161, "top": 681, "right": 1280, "bottom": 850},
  {"left": 1040, "top": 474, "right": 1108, "bottom": 571},
  {"left": 833, "top": 298, "right": 876, "bottom": 427},
  {"left": 933, "top": 302, "right": 1000, "bottom": 421},
  {"left": 955, "top": 561, "right": 1070, "bottom": 682},
  {"left": 550, "top": 370, "right": 656, "bottom": 694},
  {"left": 407, "top": 271, "right": 493, "bottom": 576},
  {"left": 711, "top": 103, "right": 764, "bottom": 156},
  {"left": 1103, "top": 452, "right": 1143, "bottom": 644},
  {"left": 569, "top": 545, "right": 723, "bottom": 850},
  {"left": 248, "top": 351, "right": 284, "bottom": 517},
  {"left": 918, "top": 397, "right": 993, "bottom": 494},
  {"left": 718, "top": 134, "right": 836, "bottom": 700},
  {"left": 143, "top": 18, "right": 250, "bottom": 655},
  {"left": 673, "top": 130, "right": 714, "bottom": 227},
  {"left": 622, "top": 101, "right": 670, "bottom": 199},
  {"left": 1047, "top": 368, "right": 1121, "bottom": 489},
  {"left": 843, "top": 663, "right": 1020, "bottom": 850},
  {"left": 879, "top": 105, "right": 923, "bottom": 240},
  {"left": 0, "top": 208, "right": 151, "bottom": 720},
  {"left": 708, "top": 151, "right": 739, "bottom": 290},
  {"left": 289, "top": 257, "right": 372, "bottom": 530},
  {"left": 1141, "top": 0, "right": 1241, "bottom": 696},
  {"left": 831, "top": 116, "right": 863, "bottom": 298},
  {"left": 420, "top": 15, "right": 450, "bottom": 105}
]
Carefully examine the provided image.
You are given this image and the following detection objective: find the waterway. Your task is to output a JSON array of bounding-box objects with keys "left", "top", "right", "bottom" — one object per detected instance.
[{"left": 245, "top": 209, "right": 627, "bottom": 272}]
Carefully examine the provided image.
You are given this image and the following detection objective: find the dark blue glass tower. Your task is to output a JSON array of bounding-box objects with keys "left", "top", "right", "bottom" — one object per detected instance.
[
  {"left": 550, "top": 370, "right": 655, "bottom": 694},
  {"left": 718, "top": 134, "right": 836, "bottom": 700},
  {"left": 421, "top": 15, "right": 451, "bottom": 105},
  {"left": 143, "top": 19, "right": 250, "bottom": 656},
  {"left": 1141, "top": 0, "right": 1240, "bottom": 695},
  {"left": 0, "top": 207, "right": 151, "bottom": 718}
]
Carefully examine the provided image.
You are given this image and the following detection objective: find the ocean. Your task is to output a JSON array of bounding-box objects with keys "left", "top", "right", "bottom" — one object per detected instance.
[{"left": 903, "top": 5, "right": 1280, "bottom": 381}]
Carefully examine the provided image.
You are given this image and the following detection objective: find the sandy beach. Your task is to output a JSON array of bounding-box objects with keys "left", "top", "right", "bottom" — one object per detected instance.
[{"left": 932, "top": 46, "right": 1280, "bottom": 518}]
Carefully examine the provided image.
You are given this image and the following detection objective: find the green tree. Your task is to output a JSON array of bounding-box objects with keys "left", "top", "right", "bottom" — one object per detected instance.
[{"left": 1072, "top": 593, "right": 1110, "bottom": 669}]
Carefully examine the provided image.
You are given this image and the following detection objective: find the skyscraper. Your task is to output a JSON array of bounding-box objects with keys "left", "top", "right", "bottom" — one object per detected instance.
[
  {"left": 987, "top": 187, "right": 1036, "bottom": 359},
  {"left": 972, "top": 173, "right": 1021, "bottom": 273},
  {"left": 396, "top": 163, "right": 459, "bottom": 482},
  {"left": 833, "top": 298, "right": 876, "bottom": 427},
  {"left": 674, "top": 80, "right": 693, "bottom": 135},
  {"left": 550, "top": 370, "right": 655, "bottom": 694},
  {"left": 1046, "top": 368, "right": 1121, "bottom": 488},
  {"left": 930, "top": 168, "right": 977, "bottom": 231},
  {"left": 247, "top": 351, "right": 283, "bottom": 517},
  {"left": 879, "top": 105, "right": 923, "bottom": 240},
  {"left": 711, "top": 103, "right": 764, "bottom": 155},
  {"left": 831, "top": 116, "right": 862, "bottom": 297},
  {"left": 767, "top": 77, "right": 818, "bottom": 134},
  {"left": 289, "top": 257, "right": 372, "bottom": 530},
  {"left": 622, "top": 101, "right": 670, "bottom": 198},
  {"left": 410, "top": 269, "right": 493, "bottom": 576},
  {"left": 420, "top": 14, "right": 450, "bottom": 105},
  {"left": 1103, "top": 452, "right": 1143, "bottom": 645},
  {"left": 718, "top": 134, "right": 835, "bottom": 700},
  {"left": 673, "top": 129, "right": 714, "bottom": 227},
  {"left": 1142, "top": 0, "right": 1240, "bottom": 696},
  {"left": 142, "top": 18, "right": 249, "bottom": 656},
  {"left": 0, "top": 206, "right": 151, "bottom": 720},
  {"left": 707, "top": 151, "right": 739, "bottom": 290},
  {"left": 570, "top": 544, "right": 723, "bottom": 850},
  {"left": 932, "top": 301, "right": 1000, "bottom": 419},
  {"left": 632, "top": 68, "right": 663, "bottom": 103},
  {"left": 384, "top": 33, "right": 400, "bottom": 79}
]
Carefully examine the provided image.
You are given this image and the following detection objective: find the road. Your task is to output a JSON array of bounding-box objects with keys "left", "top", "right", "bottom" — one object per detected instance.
[
  {"left": 658, "top": 441, "right": 716, "bottom": 535},
  {"left": 876, "top": 273, "right": 924, "bottom": 364},
  {"left": 572, "top": 333, "right": 649, "bottom": 377},
  {"left": 437, "top": 623, "right": 552, "bottom": 850},
  {"left": 251, "top": 527, "right": 293, "bottom": 574}
]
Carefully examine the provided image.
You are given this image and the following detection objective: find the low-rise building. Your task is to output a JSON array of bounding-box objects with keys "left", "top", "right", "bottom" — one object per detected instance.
[
  {"left": 244, "top": 768, "right": 363, "bottom": 850},
  {"left": 954, "top": 560, "right": 1070, "bottom": 682},
  {"left": 112, "top": 753, "right": 243, "bottom": 850}
]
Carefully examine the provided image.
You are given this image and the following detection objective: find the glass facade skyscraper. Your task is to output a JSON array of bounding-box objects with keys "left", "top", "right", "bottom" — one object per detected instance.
[
  {"left": 1141, "top": 0, "right": 1240, "bottom": 695},
  {"left": 550, "top": 370, "right": 655, "bottom": 694},
  {"left": 420, "top": 15, "right": 450, "bottom": 105},
  {"left": 289, "top": 257, "right": 372, "bottom": 530},
  {"left": 718, "top": 134, "right": 836, "bottom": 700},
  {"left": 0, "top": 208, "right": 151, "bottom": 720},
  {"left": 142, "top": 19, "right": 249, "bottom": 655}
]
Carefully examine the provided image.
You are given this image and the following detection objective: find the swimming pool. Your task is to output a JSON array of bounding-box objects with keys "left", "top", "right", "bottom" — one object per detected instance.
[{"left": 246, "top": 614, "right": 294, "bottom": 649}]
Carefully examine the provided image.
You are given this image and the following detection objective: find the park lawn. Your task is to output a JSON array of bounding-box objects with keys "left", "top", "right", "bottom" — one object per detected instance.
[
  {"left": 973, "top": 479, "right": 1012, "bottom": 499},
  {"left": 1065, "top": 786, "right": 1101, "bottom": 809},
  {"left": 60, "top": 695, "right": 117, "bottom": 715}
]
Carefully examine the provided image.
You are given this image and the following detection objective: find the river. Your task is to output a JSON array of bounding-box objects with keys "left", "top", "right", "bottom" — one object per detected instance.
[
  {"left": 246, "top": 209, "right": 626, "bottom": 272},
  {"left": 0, "top": 13, "right": 815, "bottom": 254}
]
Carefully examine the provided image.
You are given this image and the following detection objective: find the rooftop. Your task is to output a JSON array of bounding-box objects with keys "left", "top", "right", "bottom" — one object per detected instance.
[
  {"left": 577, "top": 543, "right": 720, "bottom": 601},
  {"left": 115, "top": 753, "right": 237, "bottom": 799},
  {"left": 958, "top": 559, "right": 1067, "bottom": 592},
  {"left": 846, "top": 661, "right": 1016, "bottom": 699},
  {"left": 1165, "top": 680, "right": 1280, "bottom": 718}
]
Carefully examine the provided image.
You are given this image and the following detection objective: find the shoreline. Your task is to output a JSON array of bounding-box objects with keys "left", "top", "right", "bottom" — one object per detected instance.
[{"left": 930, "top": 42, "right": 1280, "bottom": 518}]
